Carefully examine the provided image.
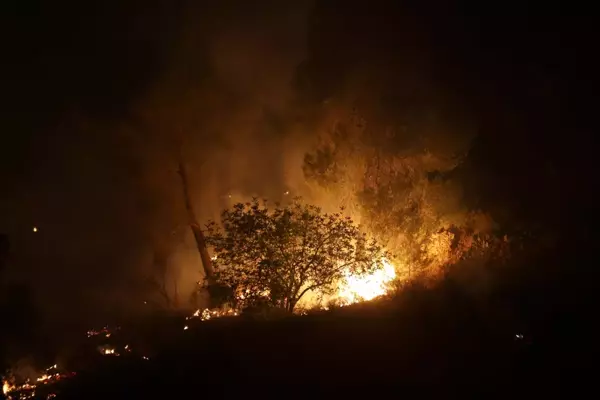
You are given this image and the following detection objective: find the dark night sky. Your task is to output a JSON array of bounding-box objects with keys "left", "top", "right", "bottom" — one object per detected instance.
[
  {"left": 1, "top": 1, "right": 597, "bottom": 333},
  {"left": 2, "top": 1, "right": 185, "bottom": 327}
]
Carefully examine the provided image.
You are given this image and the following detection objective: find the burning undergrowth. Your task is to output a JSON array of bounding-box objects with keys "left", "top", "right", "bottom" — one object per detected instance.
[
  {"left": 1, "top": 325, "right": 148, "bottom": 400},
  {"left": 2, "top": 364, "right": 74, "bottom": 400}
]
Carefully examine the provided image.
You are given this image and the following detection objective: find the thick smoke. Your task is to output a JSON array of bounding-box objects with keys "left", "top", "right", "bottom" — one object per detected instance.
[
  {"left": 121, "top": 1, "right": 315, "bottom": 312},
  {"left": 133, "top": 2, "right": 481, "bottom": 307},
  {"left": 1, "top": 1, "right": 313, "bottom": 344},
  {"left": 2, "top": 1, "right": 480, "bottom": 342}
]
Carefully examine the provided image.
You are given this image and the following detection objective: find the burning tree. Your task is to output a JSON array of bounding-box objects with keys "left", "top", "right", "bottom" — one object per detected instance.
[
  {"left": 301, "top": 104, "right": 482, "bottom": 277},
  {"left": 204, "top": 199, "right": 388, "bottom": 313}
]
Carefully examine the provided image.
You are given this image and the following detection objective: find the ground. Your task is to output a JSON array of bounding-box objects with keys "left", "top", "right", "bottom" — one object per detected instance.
[
  {"left": 5, "top": 244, "right": 596, "bottom": 399},
  {"left": 51, "top": 290, "right": 591, "bottom": 398}
]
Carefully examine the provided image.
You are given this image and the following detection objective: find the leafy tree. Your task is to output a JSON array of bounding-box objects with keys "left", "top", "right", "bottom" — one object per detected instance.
[{"left": 204, "top": 199, "right": 388, "bottom": 313}]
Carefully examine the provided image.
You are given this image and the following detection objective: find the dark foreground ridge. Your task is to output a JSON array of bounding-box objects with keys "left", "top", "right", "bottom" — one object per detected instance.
[{"left": 54, "top": 279, "right": 593, "bottom": 398}]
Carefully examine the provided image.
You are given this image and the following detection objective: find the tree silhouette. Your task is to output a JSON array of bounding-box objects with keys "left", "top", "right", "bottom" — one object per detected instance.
[{"left": 205, "top": 199, "right": 387, "bottom": 313}]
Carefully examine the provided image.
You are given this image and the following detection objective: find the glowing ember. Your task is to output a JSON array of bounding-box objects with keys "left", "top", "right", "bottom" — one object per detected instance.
[
  {"left": 98, "top": 346, "right": 119, "bottom": 356},
  {"left": 3, "top": 380, "right": 13, "bottom": 395},
  {"left": 4, "top": 323, "right": 153, "bottom": 399},
  {"left": 2, "top": 364, "right": 72, "bottom": 400},
  {"left": 202, "top": 308, "right": 239, "bottom": 320},
  {"left": 186, "top": 307, "right": 239, "bottom": 324},
  {"left": 86, "top": 326, "right": 119, "bottom": 338},
  {"left": 335, "top": 257, "right": 396, "bottom": 305}
]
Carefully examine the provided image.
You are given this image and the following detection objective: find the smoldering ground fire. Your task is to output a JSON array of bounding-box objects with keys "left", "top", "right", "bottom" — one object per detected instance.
[{"left": 2, "top": 255, "right": 398, "bottom": 400}]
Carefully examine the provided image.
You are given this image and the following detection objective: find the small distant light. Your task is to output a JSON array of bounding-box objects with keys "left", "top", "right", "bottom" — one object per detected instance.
[
  {"left": 284, "top": 191, "right": 289, "bottom": 195},
  {"left": 33, "top": 227, "right": 38, "bottom": 233},
  {"left": 143, "top": 301, "right": 147, "bottom": 305},
  {"left": 142, "top": 356, "right": 149, "bottom": 360},
  {"left": 228, "top": 194, "right": 232, "bottom": 198},
  {"left": 515, "top": 334, "right": 524, "bottom": 340},
  {"left": 183, "top": 325, "right": 189, "bottom": 330}
]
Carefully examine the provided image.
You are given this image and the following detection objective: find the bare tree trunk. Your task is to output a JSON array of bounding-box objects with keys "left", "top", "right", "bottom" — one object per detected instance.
[
  {"left": 287, "top": 298, "right": 297, "bottom": 314},
  {"left": 172, "top": 277, "right": 179, "bottom": 308},
  {"left": 177, "top": 159, "right": 215, "bottom": 284}
]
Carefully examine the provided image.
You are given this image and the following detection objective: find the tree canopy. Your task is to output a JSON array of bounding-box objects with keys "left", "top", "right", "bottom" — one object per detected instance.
[{"left": 204, "top": 199, "right": 387, "bottom": 313}]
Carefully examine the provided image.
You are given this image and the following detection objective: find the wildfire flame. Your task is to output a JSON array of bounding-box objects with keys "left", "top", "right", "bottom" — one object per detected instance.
[
  {"left": 185, "top": 307, "right": 239, "bottom": 328},
  {"left": 4, "top": 325, "right": 151, "bottom": 399},
  {"left": 100, "top": 347, "right": 118, "bottom": 356},
  {"left": 2, "top": 364, "right": 72, "bottom": 400},
  {"left": 335, "top": 257, "right": 397, "bottom": 305},
  {"left": 185, "top": 255, "right": 397, "bottom": 326},
  {"left": 86, "top": 326, "right": 119, "bottom": 338},
  {"left": 2, "top": 380, "right": 13, "bottom": 395}
]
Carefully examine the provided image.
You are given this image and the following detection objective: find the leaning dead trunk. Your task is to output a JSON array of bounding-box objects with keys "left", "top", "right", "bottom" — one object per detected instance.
[{"left": 177, "top": 160, "right": 215, "bottom": 284}]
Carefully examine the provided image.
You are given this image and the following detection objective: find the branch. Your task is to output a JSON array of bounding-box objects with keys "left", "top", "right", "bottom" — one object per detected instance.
[
  {"left": 300, "top": 228, "right": 337, "bottom": 275},
  {"left": 295, "top": 283, "right": 323, "bottom": 304},
  {"left": 273, "top": 229, "right": 295, "bottom": 292}
]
